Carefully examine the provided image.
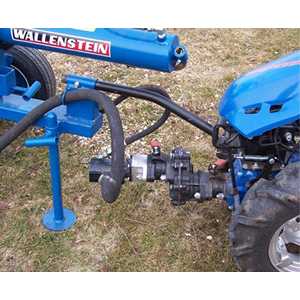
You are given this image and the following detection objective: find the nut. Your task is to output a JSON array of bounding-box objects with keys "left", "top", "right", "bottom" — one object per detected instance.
[{"left": 194, "top": 192, "right": 201, "bottom": 199}]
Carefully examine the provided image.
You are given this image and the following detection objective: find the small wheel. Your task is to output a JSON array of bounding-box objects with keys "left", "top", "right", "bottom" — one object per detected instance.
[
  {"left": 7, "top": 46, "right": 56, "bottom": 100},
  {"left": 229, "top": 162, "right": 300, "bottom": 272}
]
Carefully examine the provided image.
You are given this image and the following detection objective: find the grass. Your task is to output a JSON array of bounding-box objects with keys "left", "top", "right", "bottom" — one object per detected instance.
[{"left": 0, "top": 29, "right": 299, "bottom": 272}]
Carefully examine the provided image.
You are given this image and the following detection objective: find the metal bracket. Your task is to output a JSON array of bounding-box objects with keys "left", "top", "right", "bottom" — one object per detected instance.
[{"left": 24, "top": 112, "right": 76, "bottom": 231}]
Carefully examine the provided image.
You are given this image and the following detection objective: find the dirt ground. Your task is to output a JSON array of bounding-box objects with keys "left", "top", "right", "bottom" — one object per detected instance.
[{"left": 0, "top": 29, "right": 299, "bottom": 271}]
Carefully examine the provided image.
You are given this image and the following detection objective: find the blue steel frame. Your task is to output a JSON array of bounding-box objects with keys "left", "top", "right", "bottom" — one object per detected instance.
[
  {"left": 0, "top": 26, "right": 188, "bottom": 231},
  {"left": 24, "top": 113, "right": 77, "bottom": 231},
  {"left": 0, "top": 49, "right": 103, "bottom": 231},
  {"left": 0, "top": 28, "right": 188, "bottom": 73}
]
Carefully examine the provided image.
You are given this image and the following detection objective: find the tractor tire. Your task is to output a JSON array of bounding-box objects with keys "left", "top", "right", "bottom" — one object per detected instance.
[
  {"left": 7, "top": 46, "right": 56, "bottom": 100},
  {"left": 229, "top": 162, "right": 300, "bottom": 272}
]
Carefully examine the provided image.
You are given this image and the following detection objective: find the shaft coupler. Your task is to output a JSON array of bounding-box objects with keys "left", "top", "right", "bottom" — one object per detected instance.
[{"left": 89, "top": 145, "right": 231, "bottom": 206}]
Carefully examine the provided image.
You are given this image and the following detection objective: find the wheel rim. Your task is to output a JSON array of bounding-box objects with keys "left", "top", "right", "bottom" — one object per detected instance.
[{"left": 269, "top": 215, "right": 300, "bottom": 272}]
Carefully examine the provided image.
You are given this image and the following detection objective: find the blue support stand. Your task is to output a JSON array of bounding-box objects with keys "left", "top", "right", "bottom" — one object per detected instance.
[
  {"left": 0, "top": 58, "right": 102, "bottom": 231},
  {"left": 24, "top": 112, "right": 76, "bottom": 231}
]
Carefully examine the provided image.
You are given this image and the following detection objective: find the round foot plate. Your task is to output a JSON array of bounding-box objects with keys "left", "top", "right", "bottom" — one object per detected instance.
[{"left": 42, "top": 208, "right": 76, "bottom": 231}]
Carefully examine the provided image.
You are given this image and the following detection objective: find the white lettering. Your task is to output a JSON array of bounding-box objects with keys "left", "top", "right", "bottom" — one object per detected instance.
[
  {"left": 25, "top": 31, "right": 34, "bottom": 41},
  {"left": 67, "top": 39, "right": 76, "bottom": 49},
  {"left": 12, "top": 29, "right": 27, "bottom": 40},
  {"left": 57, "top": 36, "right": 67, "bottom": 47},
  {"left": 11, "top": 29, "right": 111, "bottom": 57},
  {"left": 98, "top": 43, "right": 109, "bottom": 55},
  {"left": 49, "top": 35, "right": 57, "bottom": 45}
]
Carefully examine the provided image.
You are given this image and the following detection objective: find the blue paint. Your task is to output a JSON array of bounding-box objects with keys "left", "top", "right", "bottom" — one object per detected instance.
[
  {"left": 0, "top": 49, "right": 13, "bottom": 66},
  {"left": 288, "top": 151, "right": 300, "bottom": 164},
  {"left": 25, "top": 113, "right": 76, "bottom": 231},
  {"left": 225, "top": 152, "right": 300, "bottom": 208},
  {"left": 233, "top": 160, "right": 261, "bottom": 200},
  {"left": 0, "top": 61, "right": 103, "bottom": 138},
  {"left": 0, "top": 93, "right": 103, "bottom": 138},
  {"left": 65, "top": 74, "right": 96, "bottom": 89},
  {"left": 42, "top": 208, "right": 76, "bottom": 231},
  {"left": 0, "top": 28, "right": 188, "bottom": 73},
  {"left": 219, "top": 51, "right": 300, "bottom": 138},
  {"left": 0, "top": 77, "right": 102, "bottom": 231},
  {"left": 0, "top": 65, "right": 16, "bottom": 95},
  {"left": 0, "top": 50, "right": 104, "bottom": 231},
  {"left": 224, "top": 159, "right": 261, "bottom": 208},
  {"left": 22, "top": 81, "right": 41, "bottom": 100}
]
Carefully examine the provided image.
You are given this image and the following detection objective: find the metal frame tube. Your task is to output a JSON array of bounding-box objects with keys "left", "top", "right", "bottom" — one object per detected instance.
[{"left": 48, "top": 141, "right": 64, "bottom": 221}]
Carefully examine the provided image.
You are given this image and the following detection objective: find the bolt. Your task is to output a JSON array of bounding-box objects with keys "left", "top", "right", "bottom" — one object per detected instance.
[
  {"left": 194, "top": 192, "right": 201, "bottom": 199},
  {"left": 268, "top": 158, "right": 276, "bottom": 165},
  {"left": 74, "top": 81, "right": 80, "bottom": 88},
  {"left": 284, "top": 132, "right": 293, "bottom": 142},
  {"left": 160, "top": 175, "right": 167, "bottom": 181},
  {"left": 216, "top": 193, "right": 224, "bottom": 200},
  {"left": 153, "top": 147, "right": 160, "bottom": 156},
  {"left": 157, "top": 32, "right": 166, "bottom": 41},
  {"left": 175, "top": 59, "right": 183, "bottom": 70}
]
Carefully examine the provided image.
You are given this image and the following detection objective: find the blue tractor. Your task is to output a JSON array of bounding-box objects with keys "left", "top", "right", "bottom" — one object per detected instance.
[{"left": 0, "top": 28, "right": 299, "bottom": 272}]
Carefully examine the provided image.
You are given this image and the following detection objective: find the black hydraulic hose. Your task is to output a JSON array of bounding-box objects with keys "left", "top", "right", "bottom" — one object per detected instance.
[
  {"left": 0, "top": 89, "right": 125, "bottom": 204},
  {"left": 95, "top": 80, "right": 214, "bottom": 136},
  {"left": 126, "top": 110, "right": 169, "bottom": 145},
  {"left": 112, "top": 85, "right": 171, "bottom": 145}
]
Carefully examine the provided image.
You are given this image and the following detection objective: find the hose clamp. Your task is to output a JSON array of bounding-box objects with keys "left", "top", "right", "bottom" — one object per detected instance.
[{"left": 60, "top": 86, "right": 75, "bottom": 105}]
